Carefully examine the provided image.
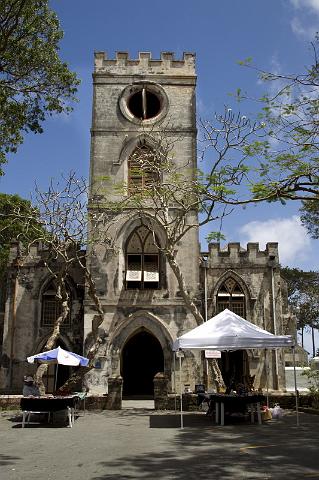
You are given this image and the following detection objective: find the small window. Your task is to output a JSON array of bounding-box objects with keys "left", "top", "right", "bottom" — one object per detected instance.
[
  {"left": 128, "top": 89, "right": 161, "bottom": 120},
  {"left": 41, "top": 281, "right": 71, "bottom": 326},
  {"left": 216, "top": 278, "right": 245, "bottom": 317},
  {"left": 119, "top": 83, "right": 168, "bottom": 125}
]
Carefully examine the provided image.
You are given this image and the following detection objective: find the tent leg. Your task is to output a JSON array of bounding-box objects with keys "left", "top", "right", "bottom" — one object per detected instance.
[
  {"left": 173, "top": 354, "right": 177, "bottom": 413},
  {"left": 292, "top": 346, "right": 300, "bottom": 427},
  {"left": 54, "top": 364, "right": 59, "bottom": 393},
  {"left": 265, "top": 349, "right": 269, "bottom": 408},
  {"left": 179, "top": 355, "right": 183, "bottom": 429}
]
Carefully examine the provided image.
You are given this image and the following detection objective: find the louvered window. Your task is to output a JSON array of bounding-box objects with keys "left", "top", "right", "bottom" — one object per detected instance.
[{"left": 128, "top": 145, "right": 159, "bottom": 193}]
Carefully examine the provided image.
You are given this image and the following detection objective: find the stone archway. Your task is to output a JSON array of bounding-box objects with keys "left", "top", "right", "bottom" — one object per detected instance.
[{"left": 121, "top": 330, "right": 164, "bottom": 398}]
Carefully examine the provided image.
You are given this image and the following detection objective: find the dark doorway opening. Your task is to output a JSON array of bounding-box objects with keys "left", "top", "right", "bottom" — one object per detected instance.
[
  {"left": 220, "top": 350, "right": 249, "bottom": 392},
  {"left": 122, "top": 330, "right": 164, "bottom": 398}
]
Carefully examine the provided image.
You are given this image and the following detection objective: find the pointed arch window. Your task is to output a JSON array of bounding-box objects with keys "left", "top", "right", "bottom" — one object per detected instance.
[
  {"left": 125, "top": 226, "right": 160, "bottom": 289},
  {"left": 41, "top": 280, "right": 71, "bottom": 326},
  {"left": 216, "top": 278, "right": 245, "bottom": 317},
  {"left": 128, "top": 145, "right": 159, "bottom": 193}
]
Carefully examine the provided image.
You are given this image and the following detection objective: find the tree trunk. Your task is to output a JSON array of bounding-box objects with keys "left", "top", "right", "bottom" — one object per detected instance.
[
  {"left": 165, "top": 249, "right": 205, "bottom": 325},
  {"left": 34, "top": 299, "right": 69, "bottom": 393},
  {"left": 58, "top": 269, "right": 105, "bottom": 393}
]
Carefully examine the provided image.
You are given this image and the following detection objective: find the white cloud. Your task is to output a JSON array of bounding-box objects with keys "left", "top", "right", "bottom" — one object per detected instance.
[
  {"left": 289, "top": 0, "right": 319, "bottom": 38},
  {"left": 238, "top": 216, "right": 311, "bottom": 266},
  {"left": 291, "top": 16, "right": 317, "bottom": 38},
  {"left": 290, "top": 0, "right": 319, "bottom": 14}
]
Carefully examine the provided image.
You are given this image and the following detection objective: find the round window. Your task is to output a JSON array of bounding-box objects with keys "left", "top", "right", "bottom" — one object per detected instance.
[{"left": 119, "top": 83, "right": 168, "bottom": 124}]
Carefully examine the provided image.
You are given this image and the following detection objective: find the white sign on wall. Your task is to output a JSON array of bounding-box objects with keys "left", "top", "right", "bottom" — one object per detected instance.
[
  {"left": 205, "top": 350, "right": 221, "bottom": 359},
  {"left": 176, "top": 350, "right": 185, "bottom": 358}
]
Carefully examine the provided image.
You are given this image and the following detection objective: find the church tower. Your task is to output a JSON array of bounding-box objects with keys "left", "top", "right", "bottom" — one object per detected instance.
[{"left": 85, "top": 51, "right": 201, "bottom": 395}]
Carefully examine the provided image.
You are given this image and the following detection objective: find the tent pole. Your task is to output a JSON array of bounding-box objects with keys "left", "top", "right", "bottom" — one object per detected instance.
[
  {"left": 173, "top": 353, "right": 177, "bottom": 413},
  {"left": 292, "top": 346, "right": 299, "bottom": 426},
  {"left": 265, "top": 349, "right": 269, "bottom": 408},
  {"left": 179, "top": 355, "right": 183, "bottom": 429},
  {"left": 54, "top": 363, "right": 58, "bottom": 393}
]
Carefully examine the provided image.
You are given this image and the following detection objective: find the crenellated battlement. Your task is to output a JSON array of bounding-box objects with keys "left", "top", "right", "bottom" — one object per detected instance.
[
  {"left": 207, "top": 242, "right": 279, "bottom": 266},
  {"left": 94, "top": 51, "right": 196, "bottom": 76},
  {"left": 8, "top": 240, "right": 85, "bottom": 266}
]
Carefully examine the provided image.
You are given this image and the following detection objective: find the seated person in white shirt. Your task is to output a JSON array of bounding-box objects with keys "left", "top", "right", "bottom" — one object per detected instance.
[{"left": 23, "top": 375, "right": 40, "bottom": 397}]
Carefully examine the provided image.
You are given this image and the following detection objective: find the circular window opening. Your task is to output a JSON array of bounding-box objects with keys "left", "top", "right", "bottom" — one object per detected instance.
[{"left": 128, "top": 88, "right": 161, "bottom": 120}]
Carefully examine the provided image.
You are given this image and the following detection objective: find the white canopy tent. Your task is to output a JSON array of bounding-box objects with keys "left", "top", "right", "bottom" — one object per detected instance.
[{"left": 172, "top": 309, "right": 298, "bottom": 427}]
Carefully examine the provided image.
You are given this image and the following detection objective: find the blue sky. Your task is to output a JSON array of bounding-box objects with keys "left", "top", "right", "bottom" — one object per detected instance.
[
  {"left": 1, "top": 0, "right": 318, "bottom": 353},
  {"left": 1, "top": 0, "right": 318, "bottom": 272}
]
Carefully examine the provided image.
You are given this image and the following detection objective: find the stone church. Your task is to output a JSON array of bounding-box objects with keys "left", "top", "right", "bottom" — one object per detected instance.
[{"left": 0, "top": 52, "right": 296, "bottom": 396}]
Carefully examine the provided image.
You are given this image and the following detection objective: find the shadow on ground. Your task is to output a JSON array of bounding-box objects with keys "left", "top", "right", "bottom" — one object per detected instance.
[{"left": 91, "top": 411, "right": 319, "bottom": 480}]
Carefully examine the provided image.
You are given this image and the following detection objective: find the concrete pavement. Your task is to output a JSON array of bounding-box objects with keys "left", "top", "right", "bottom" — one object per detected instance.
[{"left": 1, "top": 401, "right": 319, "bottom": 480}]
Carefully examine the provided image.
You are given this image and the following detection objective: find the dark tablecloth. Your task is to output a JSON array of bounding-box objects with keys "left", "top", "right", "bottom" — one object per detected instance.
[
  {"left": 208, "top": 393, "right": 265, "bottom": 407},
  {"left": 20, "top": 396, "right": 78, "bottom": 412}
]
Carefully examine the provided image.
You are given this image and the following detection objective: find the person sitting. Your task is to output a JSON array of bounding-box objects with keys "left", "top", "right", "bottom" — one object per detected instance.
[{"left": 23, "top": 375, "right": 40, "bottom": 397}]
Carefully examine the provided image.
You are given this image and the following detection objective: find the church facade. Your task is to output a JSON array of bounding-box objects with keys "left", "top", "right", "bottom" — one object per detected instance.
[{"left": 0, "top": 52, "right": 295, "bottom": 396}]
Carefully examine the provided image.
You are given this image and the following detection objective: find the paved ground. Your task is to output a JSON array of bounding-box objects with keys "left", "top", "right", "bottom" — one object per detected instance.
[{"left": 1, "top": 401, "right": 319, "bottom": 480}]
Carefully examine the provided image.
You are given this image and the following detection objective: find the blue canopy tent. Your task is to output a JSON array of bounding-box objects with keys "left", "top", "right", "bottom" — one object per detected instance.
[
  {"left": 27, "top": 346, "right": 89, "bottom": 392},
  {"left": 27, "top": 346, "right": 89, "bottom": 367}
]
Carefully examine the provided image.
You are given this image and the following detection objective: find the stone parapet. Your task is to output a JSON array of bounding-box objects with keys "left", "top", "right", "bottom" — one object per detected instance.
[
  {"left": 207, "top": 242, "right": 279, "bottom": 266},
  {"left": 94, "top": 51, "right": 196, "bottom": 76},
  {"left": 0, "top": 393, "right": 119, "bottom": 411}
]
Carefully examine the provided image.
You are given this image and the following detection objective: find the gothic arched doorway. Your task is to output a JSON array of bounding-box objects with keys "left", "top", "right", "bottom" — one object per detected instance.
[{"left": 121, "top": 330, "right": 164, "bottom": 398}]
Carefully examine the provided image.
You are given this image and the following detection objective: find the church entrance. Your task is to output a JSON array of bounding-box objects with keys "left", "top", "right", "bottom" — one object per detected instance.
[{"left": 121, "top": 330, "right": 164, "bottom": 398}]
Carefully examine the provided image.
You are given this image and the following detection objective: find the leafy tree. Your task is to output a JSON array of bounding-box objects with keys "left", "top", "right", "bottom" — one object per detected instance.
[
  {"left": 0, "top": 0, "right": 79, "bottom": 174},
  {"left": 228, "top": 39, "right": 319, "bottom": 205},
  {"left": 281, "top": 266, "right": 319, "bottom": 356},
  {"left": 0, "top": 193, "right": 43, "bottom": 358},
  {"left": 0, "top": 192, "right": 37, "bottom": 280},
  {"left": 300, "top": 200, "right": 319, "bottom": 239}
]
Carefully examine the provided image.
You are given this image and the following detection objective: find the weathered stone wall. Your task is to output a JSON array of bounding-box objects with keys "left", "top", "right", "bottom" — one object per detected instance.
[
  {"left": 0, "top": 241, "right": 85, "bottom": 393},
  {"left": 85, "top": 51, "right": 201, "bottom": 395},
  {"left": 202, "top": 242, "right": 293, "bottom": 391}
]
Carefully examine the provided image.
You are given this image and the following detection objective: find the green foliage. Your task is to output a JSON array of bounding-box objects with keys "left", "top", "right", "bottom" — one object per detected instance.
[
  {"left": 206, "top": 231, "right": 226, "bottom": 242},
  {"left": 0, "top": 192, "right": 38, "bottom": 280},
  {"left": 302, "top": 368, "right": 319, "bottom": 405},
  {"left": 0, "top": 0, "right": 79, "bottom": 173},
  {"left": 281, "top": 266, "right": 319, "bottom": 331},
  {"left": 233, "top": 38, "right": 319, "bottom": 204},
  {"left": 300, "top": 200, "right": 319, "bottom": 239},
  {"left": 0, "top": 193, "right": 33, "bottom": 262}
]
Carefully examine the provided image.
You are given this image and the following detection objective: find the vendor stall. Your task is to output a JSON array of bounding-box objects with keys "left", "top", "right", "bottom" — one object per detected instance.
[{"left": 172, "top": 309, "right": 297, "bottom": 428}]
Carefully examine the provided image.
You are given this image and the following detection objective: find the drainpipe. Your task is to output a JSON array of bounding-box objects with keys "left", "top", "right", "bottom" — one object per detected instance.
[
  {"left": 202, "top": 256, "right": 209, "bottom": 387},
  {"left": 270, "top": 262, "right": 279, "bottom": 389},
  {"left": 204, "top": 258, "right": 208, "bottom": 323}
]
